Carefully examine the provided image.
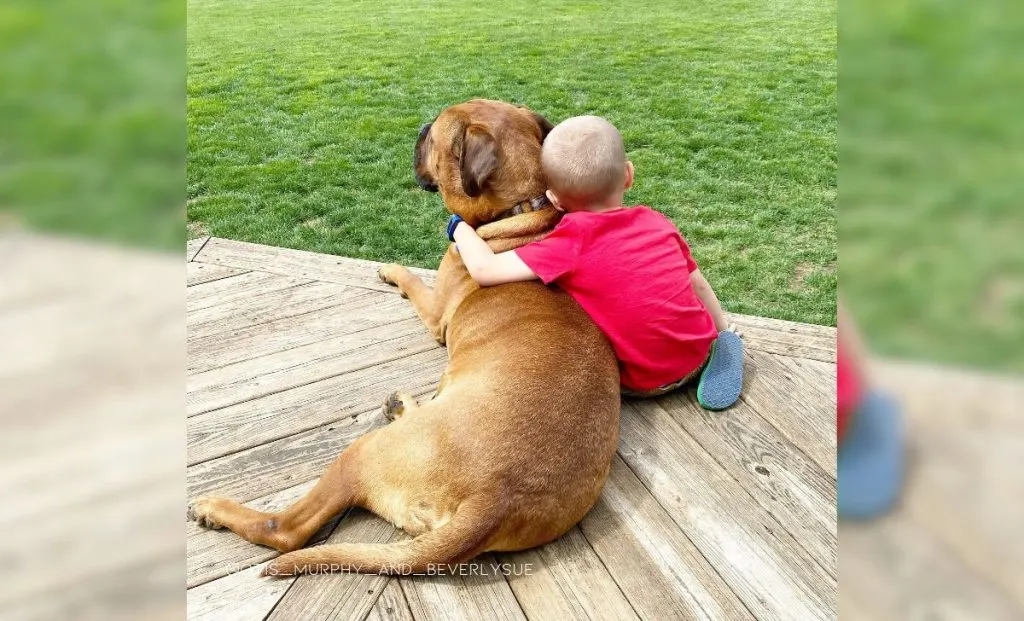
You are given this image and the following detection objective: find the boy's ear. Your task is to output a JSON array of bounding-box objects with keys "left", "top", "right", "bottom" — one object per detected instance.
[
  {"left": 624, "top": 161, "right": 635, "bottom": 191},
  {"left": 458, "top": 124, "right": 499, "bottom": 197},
  {"left": 545, "top": 189, "right": 564, "bottom": 212}
]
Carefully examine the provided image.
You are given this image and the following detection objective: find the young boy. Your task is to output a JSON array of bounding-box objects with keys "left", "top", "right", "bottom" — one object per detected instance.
[{"left": 449, "top": 115, "right": 743, "bottom": 409}]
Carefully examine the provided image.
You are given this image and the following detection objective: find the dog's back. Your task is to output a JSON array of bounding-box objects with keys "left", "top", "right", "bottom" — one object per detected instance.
[
  {"left": 360, "top": 282, "right": 619, "bottom": 549},
  {"left": 437, "top": 282, "right": 620, "bottom": 549}
]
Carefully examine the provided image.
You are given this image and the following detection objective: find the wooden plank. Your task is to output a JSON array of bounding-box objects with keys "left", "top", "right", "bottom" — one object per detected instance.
[
  {"left": 187, "top": 411, "right": 379, "bottom": 503},
  {"left": 870, "top": 361, "right": 1024, "bottom": 610},
  {"left": 620, "top": 399, "right": 836, "bottom": 620},
  {"left": 4, "top": 467, "right": 180, "bottom": 613},
  {"left": 198, "top": 237, "right": 436, "bottom": 293},
  {"left": 0, "top": 246, "right": 75, "bottom": 308},
  {"left": 398, "top": 554, "right": 526, "bottom": 621},
  {"left": 367, "top": 579, "right": 416, "bottom": 621},
  {"left": 840, "top": 512, "right": 1023, "bottom": 621},
  {"left": 727, "top": 312, "right": 836, "bottom": 340},
  {"left": 1, "top": 234, "right": 58, "bottom": 305},
  {"left": 748, "top": 341, "right": 834, "bottom": 364},
  {"left": 727, "top": 312, "right": 836, "bottom": 363},
  {"left": 736, "top": 323, "right": 835, "bottom": 354},
  {"left": 580, "top": 457, "right": 754, "bottom": 620},
  {"left": 188, "top": 347, "right": 446, "bottom": 464},
  {"left": 0, "top": 236, "right": 182, "bottom": 620},
  {"left": 899, "top": 429, "right": 1024, "bottom": 613},
  {"left": 179, "top": 239, "right": 849, "bottom": 619},
  {"left": 188, "top": 293, "right": 413, "bottom": 374},
  {"left": 187, "top": 270, "right": 309, "bottom": 313},
  {"left": 267, "top": 509, "right": 400, "bottom": 621},
  {"left": 187, "top": 261, "right": 249, "bottom": 287},
  {"left": 656, "top": 390, "right": 837, "bottom": 577},
  {"left": 837, "top": 360, "right": 1024, "bottom": 617},
  {"left": 740, "top": 349, "right": 837, "bottom": 476},
  {"left": 187, "top": 317, "right": 437, "bottom": 416},
  {"left": 192, "top": 242, "right": 829, "bottom": 339},
  {"left": 774, "top": 354, "right": 836, "bottom": 402},
  {"left": 874, "top": 360, "right": 1024, "bottom": 430},
  {"left": 186, "top": 363, "right": 448, "bottom": 508},
  {"left": 733, "top": 326, "right": 836, "bottom": 363},
  {"left": 186, "top": 561, "right": 295, "bottom": 621},
  {"left": 837, "top": 594, "right": 875, "bottom": 621},
  {"left": 188, "top": 280, "right": 356, "bottom": 338},
  {"left": 500, "top": 527, "right": 639, "bottom": 621},
  {"left": 188, "top": 236, "right": 210, "bottom": 261}
]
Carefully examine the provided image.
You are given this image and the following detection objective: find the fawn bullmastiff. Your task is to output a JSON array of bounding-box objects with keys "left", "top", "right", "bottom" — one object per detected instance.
[{"left": 188, "top": 99, "right": 620, "bottom": 576}]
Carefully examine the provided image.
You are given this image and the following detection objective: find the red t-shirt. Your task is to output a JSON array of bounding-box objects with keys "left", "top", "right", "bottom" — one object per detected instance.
[
  {"left": 515, "top": 206, "right": 717, "bottom": 391},
  {"left": 837, "top": 343, "right": 861, "bottom": 443}
]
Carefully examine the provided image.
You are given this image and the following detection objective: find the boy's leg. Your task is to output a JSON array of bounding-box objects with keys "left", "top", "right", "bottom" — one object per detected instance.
[{"left": 621, "top": 382, "right": 677, "bottom": 399}]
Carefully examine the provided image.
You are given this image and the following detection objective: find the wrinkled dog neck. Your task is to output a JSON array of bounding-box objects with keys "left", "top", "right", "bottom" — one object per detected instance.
[{"left": 475, "top": 207, "right": 562, "bottom": 252}]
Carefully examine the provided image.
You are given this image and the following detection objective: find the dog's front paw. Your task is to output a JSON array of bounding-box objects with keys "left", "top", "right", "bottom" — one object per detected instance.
[
  {"left": 187, "top": 496, "right": 229, "bottom": 530},
  {"left": 377, "top": 264, "right": 400, "bottom": 286},
  {"left": 377, "top": 265, "right": 409, "bottom": 298}
]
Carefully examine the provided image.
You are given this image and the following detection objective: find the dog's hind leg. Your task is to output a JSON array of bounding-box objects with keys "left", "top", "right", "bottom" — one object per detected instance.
[
  {"left": 382, "top": 391, "right": 420, "bottom": 422},
  {"left": 188, "top": 435, "right": 371, "bottom": 552},
  {"left": 261, "top": 493, "right": 504, "bottom": 576},
  {"left": 382, "top": 368, "right": 456, "bottom": 423}
]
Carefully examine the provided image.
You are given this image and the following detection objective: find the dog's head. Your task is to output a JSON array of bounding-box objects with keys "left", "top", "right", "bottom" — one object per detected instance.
[{"left": 414, "top": 99, "right": 554, "bottom": 227}]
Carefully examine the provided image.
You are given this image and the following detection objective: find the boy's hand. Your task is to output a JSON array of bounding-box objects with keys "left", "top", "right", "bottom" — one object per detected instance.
[{"left": 724, "top": 323, "right": 744, "bottom": 339}]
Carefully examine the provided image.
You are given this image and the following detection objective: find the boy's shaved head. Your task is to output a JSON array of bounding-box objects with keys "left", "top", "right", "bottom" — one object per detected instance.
[{"left": 542, "top": 116, "right": 626, "bottom": 205}]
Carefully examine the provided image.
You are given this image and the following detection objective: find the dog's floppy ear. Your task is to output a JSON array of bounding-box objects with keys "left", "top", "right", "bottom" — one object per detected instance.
[
  {"left": 531, "top": 112, "right": 554, "bottom": 142},
  {"left": 458, "top": 124, "right": 499, "bottom": 197},
  {"left": 518, "top": 106, "right": 554, "bottom": 143}
]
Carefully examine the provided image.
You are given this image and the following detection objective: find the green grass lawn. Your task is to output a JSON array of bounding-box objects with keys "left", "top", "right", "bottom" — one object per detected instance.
[
  {"left": 841, "top": 0, "right": 1024, "bottom": 371},
  {"left": 1, "top": 0, "right": 182, "bottom": 249},
  {"left": 188, "top": 0, "right": 836, "bottom": 326}
]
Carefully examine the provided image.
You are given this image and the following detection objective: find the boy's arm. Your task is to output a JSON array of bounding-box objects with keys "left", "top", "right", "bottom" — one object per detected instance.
[
  {"left": 838, "top": 302, "right": 872, "bottom": 383},
  {"left": 452, "top": 221, "right": 539, "bottom": 286},
  {"left": 690, "top": 268, "right": 731, "bottom": 333}
]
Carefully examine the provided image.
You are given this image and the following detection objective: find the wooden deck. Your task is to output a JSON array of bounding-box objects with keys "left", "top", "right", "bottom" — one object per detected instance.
[
  {"left": 840, "top": 361, "right": 1024, "bottom": 620},
  {"left": 186, "top": 236, "right": 838, "bottom": 621}
]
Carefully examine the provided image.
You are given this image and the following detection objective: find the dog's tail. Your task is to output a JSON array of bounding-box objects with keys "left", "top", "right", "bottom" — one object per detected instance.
[{"left": 260, "top": 496, "right": 503, "bottom": 576}]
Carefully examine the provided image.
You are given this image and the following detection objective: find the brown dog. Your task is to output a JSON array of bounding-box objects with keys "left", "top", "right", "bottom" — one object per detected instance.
[{"left": 187, "top": 99, "right": 620, "bottom": 576}]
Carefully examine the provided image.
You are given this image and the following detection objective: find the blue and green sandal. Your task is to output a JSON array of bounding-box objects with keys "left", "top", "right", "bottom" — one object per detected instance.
[
  {"left": 838, "top": 390, "right": 905, "bottom": 519},
  {"left": 696, "top": 330, "right": 744, "bottom": 410}
]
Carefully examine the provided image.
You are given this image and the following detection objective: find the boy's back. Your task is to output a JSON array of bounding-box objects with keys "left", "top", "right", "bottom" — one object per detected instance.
[{"left": 516, "top": 206, "right": 717, "bottom": 391}]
